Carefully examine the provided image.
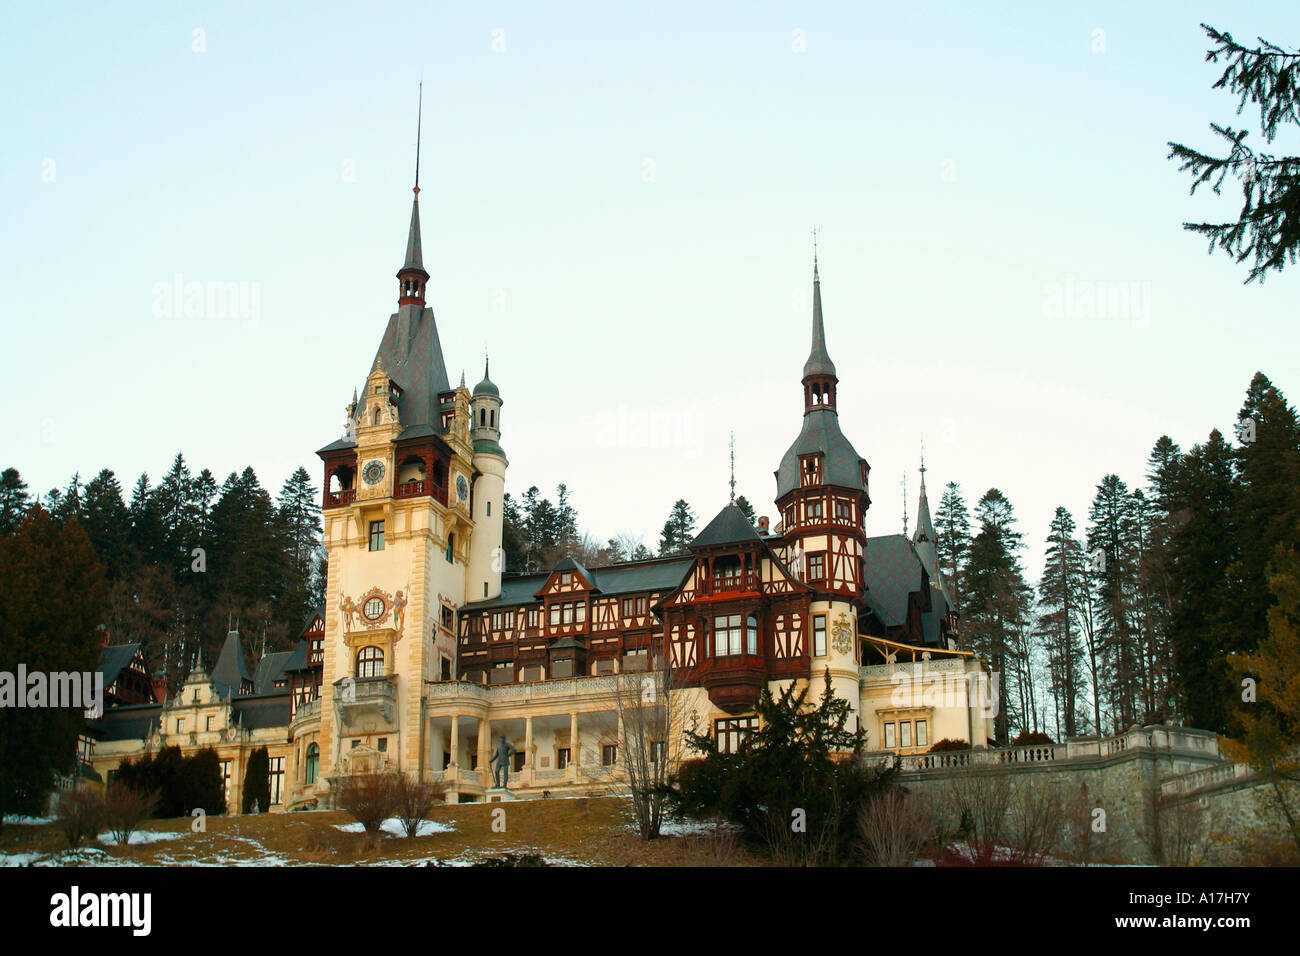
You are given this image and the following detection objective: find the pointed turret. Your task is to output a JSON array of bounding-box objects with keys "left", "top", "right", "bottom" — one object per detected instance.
[{"left": 803, "top": 257, "right": 837, "bottom": 379}]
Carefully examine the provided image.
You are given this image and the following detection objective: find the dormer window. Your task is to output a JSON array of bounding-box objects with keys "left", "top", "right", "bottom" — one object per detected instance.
[{"left": 800, "top": 454, "right": 823, "bottom": 487}]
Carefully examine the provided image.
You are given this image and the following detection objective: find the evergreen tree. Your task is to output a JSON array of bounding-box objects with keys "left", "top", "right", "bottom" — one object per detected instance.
[
  {"left": 658, "top": 499, "right": 697, "bottom": 556},
  {"left": 1086, "top": 474, "right": 1142, "bottom": 730},
  {"left": 500, "top": 492, "right": 529, "bottom": 574},
  {"left": 554, "top": 483, "right": 580, "bottom": 558},
  {"left": 154, "top": 453, "right": 201, "bottom": 571},
  {"left": 276, "top": 467, "right": 322, "bottom": 627},
  {"left": 128, "top": 472, "right": 163, "bottom": 566},
  {"left": 1035, "top": 507, "right": 1087, "bottom": 738},
  {"left": 242, "top": 746, "right": 271, "bottom": 813},
  {"left": 0, "top": 507, "right": 107, "bottom": 817},
  {"left": 1168, "top": 24, "right": 1300, "bottom": 283},
  {"left": 734, "top": 495, "right": 758, "bottom": 526},
  {"left": 962, "top": 489, "right": 1033, "bottom": 743},
  {"left": 0, "top": 468, "right": 30, "bottom": 534},
  {"left": 52, "top": 473, "right": 85, "bottom": 525},
  {"left": 934, "top": 481, "right": 972, "bottom": 610},
  {"left": 82, "top": 469, "right": 132, "bottom": 581},
  {"left": 1167, "top": 429, "right": 1239, "bottom": 732}
]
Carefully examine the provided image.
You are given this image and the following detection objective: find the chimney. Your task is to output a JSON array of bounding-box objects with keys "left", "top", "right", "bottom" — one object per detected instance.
[{"left": 758, "top": 515, "right": 770, "bottom": 535}]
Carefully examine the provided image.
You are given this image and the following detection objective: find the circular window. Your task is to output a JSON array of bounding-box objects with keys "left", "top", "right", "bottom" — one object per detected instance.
[{"left": 364, "top": 597, "right": 385, "bottom": 620}]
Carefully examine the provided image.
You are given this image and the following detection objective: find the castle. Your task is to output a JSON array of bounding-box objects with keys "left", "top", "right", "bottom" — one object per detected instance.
[{"left": 86, "top": 180, "right": 995, "bottom": 812}]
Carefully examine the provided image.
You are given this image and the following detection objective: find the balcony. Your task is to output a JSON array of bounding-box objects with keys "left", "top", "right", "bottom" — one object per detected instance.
[
  {"left": 325, "top": 489, "right": 357, "bottom": 509},
  {"left": 696, "top": 654, "right": 766, "bottom": 714},
  {"left": 290, "top": 697, "right": 321, "bottom": 727},
  {"left": 701, "top": 573, "right": 759, "bottom": 597},
  {"left": 333, "top": 675, "right": 397, "bottom": 730}
]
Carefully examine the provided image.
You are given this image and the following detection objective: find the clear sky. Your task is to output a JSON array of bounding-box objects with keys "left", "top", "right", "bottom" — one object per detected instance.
[{"left": 3, "top": 1, "right": 1297, "bottom": 580}]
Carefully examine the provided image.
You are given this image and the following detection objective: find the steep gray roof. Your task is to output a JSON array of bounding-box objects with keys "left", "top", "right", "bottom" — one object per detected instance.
[
  {"left": 282, "top": 639, "right": 311, "bottom": 674},
  {"left": 691, "top": 503, "right": 761, "bottom": 548},
  {"left": 863, "top": 534, "right": 953, "bottom": 644},
  {"left": 354, "top": 305, "right": 451, "bottom": 439},
  {"left": 211, "top": 631, "right": 252, "bottom": 697},
  {"left": 400, "top": 196, "right": 427, "bottom": 276},
  {"left": 252, "top": 651, "right": 294, "bottom": 696},
  {"left": 775, "top": 408, "right": 866, "bottom": 499},
  {"left": 97, "top": 643, "right": 143, "bottom": 688}
]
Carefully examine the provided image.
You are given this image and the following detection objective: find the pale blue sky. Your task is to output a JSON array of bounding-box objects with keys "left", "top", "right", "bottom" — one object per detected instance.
[{"left": 3, "top": 1, "right": 1297, "bottom": 579}]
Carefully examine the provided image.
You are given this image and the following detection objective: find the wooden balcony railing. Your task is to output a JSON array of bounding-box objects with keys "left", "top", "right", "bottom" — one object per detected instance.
[{"left": 325, "top": 489, "right": 356, "bottom": 508}]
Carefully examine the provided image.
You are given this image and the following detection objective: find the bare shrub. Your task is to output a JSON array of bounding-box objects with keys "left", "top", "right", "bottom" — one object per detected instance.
[
  {"left": 682, "top": 825, "right": 742, "bottom": 865},
  {"left": 1006, "top": 777, "right": 1066, "bottom": 865},
  {"left": 1160, "top": 798, "right": 1212, "bottom": 866},
  {"left": 103, "top": 784, "right": 158, "bottom": 847},
  {"left": 942, "top": 773, "right": 1013, "bottom": 863},
  {"left": 857, "top": 787, "right": 939, "bottom": 866},
  {"left": 337, "top": 773, "right": 402, "bottom": 836},
  {"left": 56, "top": 788, "right": 106, "bottom": 849},
  {"left": 394, "top": 775, "right": 448, "bottom": 838}
]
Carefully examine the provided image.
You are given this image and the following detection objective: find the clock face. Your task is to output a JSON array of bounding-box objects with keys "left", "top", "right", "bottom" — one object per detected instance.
[
  {"left": 363, "top": 596, "right": 385, "bottom": 621},
  {"left": 363, "top": 460, "right": 385, "bottom": 485},
  {"left": 456, "top": 474, "right": 469, "bottom": 500}
]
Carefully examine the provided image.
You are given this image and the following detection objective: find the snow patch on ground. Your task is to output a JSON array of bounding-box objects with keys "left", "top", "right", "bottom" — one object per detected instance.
[
  {"left": 332, "top": 818, "right": 456, "bottom": 837},
  {"left": 3, "top": 815, "right": 55, "bottom": 825},
  {"left": 1, "top": 847, "right": 142, "bottom": 868},
  {"left": 96, "top": 829, "right": 186, "bottom": 847}
]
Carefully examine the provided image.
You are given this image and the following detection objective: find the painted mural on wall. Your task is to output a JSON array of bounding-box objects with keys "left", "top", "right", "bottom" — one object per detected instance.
[{"left": 339, "top": 583, "right": 410, "bottom": 643}]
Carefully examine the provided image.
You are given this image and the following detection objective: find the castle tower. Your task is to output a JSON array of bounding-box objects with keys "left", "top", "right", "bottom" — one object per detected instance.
[
  {"left": 467, "top": 357, "right": 508, "bottom": 601},
  {"left": 311, "top": 115, "right": 477, "bottom": 798},
  {"left": 773, "top": 253, "right": 871, "bottom": 730}
]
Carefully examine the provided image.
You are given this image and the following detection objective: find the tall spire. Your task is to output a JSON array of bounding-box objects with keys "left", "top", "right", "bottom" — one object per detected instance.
[
  {"left": 913, "top": 444, "right": 936, "bottom": 546},
  {"left": 397, "top": 84, "right": 430, "bottom": 306},
  {"left": 803, "top": 231, "right": 836, "bottom": 380}
]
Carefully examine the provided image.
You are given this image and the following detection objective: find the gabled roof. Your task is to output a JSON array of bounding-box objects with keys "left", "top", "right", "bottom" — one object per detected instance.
[
  {"left": 211, "top": 631, "right": 252, "bottom": 697},
  {"left": 282, "top": 639, "right": 311, "bottom": 674},
  {"left": 691, "top": 503, "right": 761, "bottom": 548},
  {"left": 863, "top": 535, "right": 929, "bottom": 629},
  {"left": 552, "top": 555, "right": 594, "bottom": 582},
  {"left": 252, "top": 651, "right": 294, "bottom": 696},
  {"left": 97, "top": 643, "right": 144, "bottom": 688}
]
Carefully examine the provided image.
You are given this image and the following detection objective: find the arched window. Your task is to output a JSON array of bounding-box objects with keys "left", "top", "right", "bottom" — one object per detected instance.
[
  {"left": 490, "top": 410, "right": 495, "bottom": 428},
  {"left": 746, "top": 614, "right": 759, "bottom": 655},
  {"left": 357, "top": 646, "right": 384, "bottom": 679},
  {"left": 304, "top": 743, "right": 319, "bottom": 785},
  {"left": 479, "top": 408, "right": 486, "bottom": 426},
  {"left": 445, "top": 532, "right": 455, "bottom": 563},
  {"left": 486, "top": 500, "right": 492, "bottom": 517},
  {"left": 373, "top": 408, "right": 381, "bottom": 425}
]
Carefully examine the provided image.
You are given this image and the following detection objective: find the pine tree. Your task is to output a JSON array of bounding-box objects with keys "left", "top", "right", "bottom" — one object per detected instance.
[
  {"left": 155, "top": 453, "right": 201, "bottom": 571},
  {"left": 82, "top": 469, "right": 132, "bottom": 582},
  {"left": 1167, "top": 429, "right": 1239, "bottom": 732},
  {"left": 276, "top": 467, "right": 322, "bottom": 626},
  {"left": 934, "top": 482, "right": 972, "bottom": 609},
  {"left": 1168, "top": 24, "right": 1300, "bottom": 283},
  {"left": 0, "top": 468, "right": 30, "bottom": 534},
  {"left": 0, "top": 507, "right": 107, "bottom": 817},
  {"left": 734, "top": 495, "right": 757, "bottom": 526},
  {"left": 242, "top": 746, "right": 271, "bottom": 813},
  {"left": 658, "top": 499, "right": 697, "bottom": 556},
  {"left": 1035, "top": 507, "right": 1087, "bottom": 738},
  {"left": 1086, "top": 474, "right": 1142, "bottom": 730},
  {"left": 500, "top": 492, "right": 529, "bottom": 573},
  {"left": 962, "top": 489, "right": 1033, "bottom": 742},
  {"left": 554, "top": 483, "right": 580, "bottom": 558}
]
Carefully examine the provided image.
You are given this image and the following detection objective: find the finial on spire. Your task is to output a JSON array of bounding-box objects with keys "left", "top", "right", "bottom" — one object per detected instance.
[
  {"left": 812, "top": 225, "right": 819, "bottom": 278},
  {"left": 901, "top": 471, "right": 909, "bottom": 538},
  {"left": 459, "top": 370, "right": 466, "bottom": 388},
  {"left": 414, "top": 81, "right": 423, "bottom": 197},
  {"left": 484, "top": 348, "right": 489, "bottom": 381},
  {"left": 729, "top": 431, "right": 736, "bottom": 504},
  {"left": 919, "top": 440, "right": 927, "bottom": 489}
]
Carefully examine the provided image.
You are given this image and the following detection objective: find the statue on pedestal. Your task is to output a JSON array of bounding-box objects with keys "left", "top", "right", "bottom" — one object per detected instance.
[{"left": 489, "top": 733, "right": 517, "bottom": 789}]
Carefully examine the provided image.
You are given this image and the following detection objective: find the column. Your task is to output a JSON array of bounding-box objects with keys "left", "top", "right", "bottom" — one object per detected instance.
[
  {"left": 524, "top": 715, "right": 534, "bottom": 786},
  {"left": 448, "top": 714, "right": 459, "bottom": 769},
  {"left": 569, "top": 712, "right": 579, "bottom": 782},
  {"left": 478, "top": 718, "right": 491, "bottom": 778}
]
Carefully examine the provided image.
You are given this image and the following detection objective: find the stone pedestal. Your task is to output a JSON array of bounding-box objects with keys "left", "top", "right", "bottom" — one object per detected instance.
[{"left": 485, "top": 787, "right": 517, "bottom": 803}]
